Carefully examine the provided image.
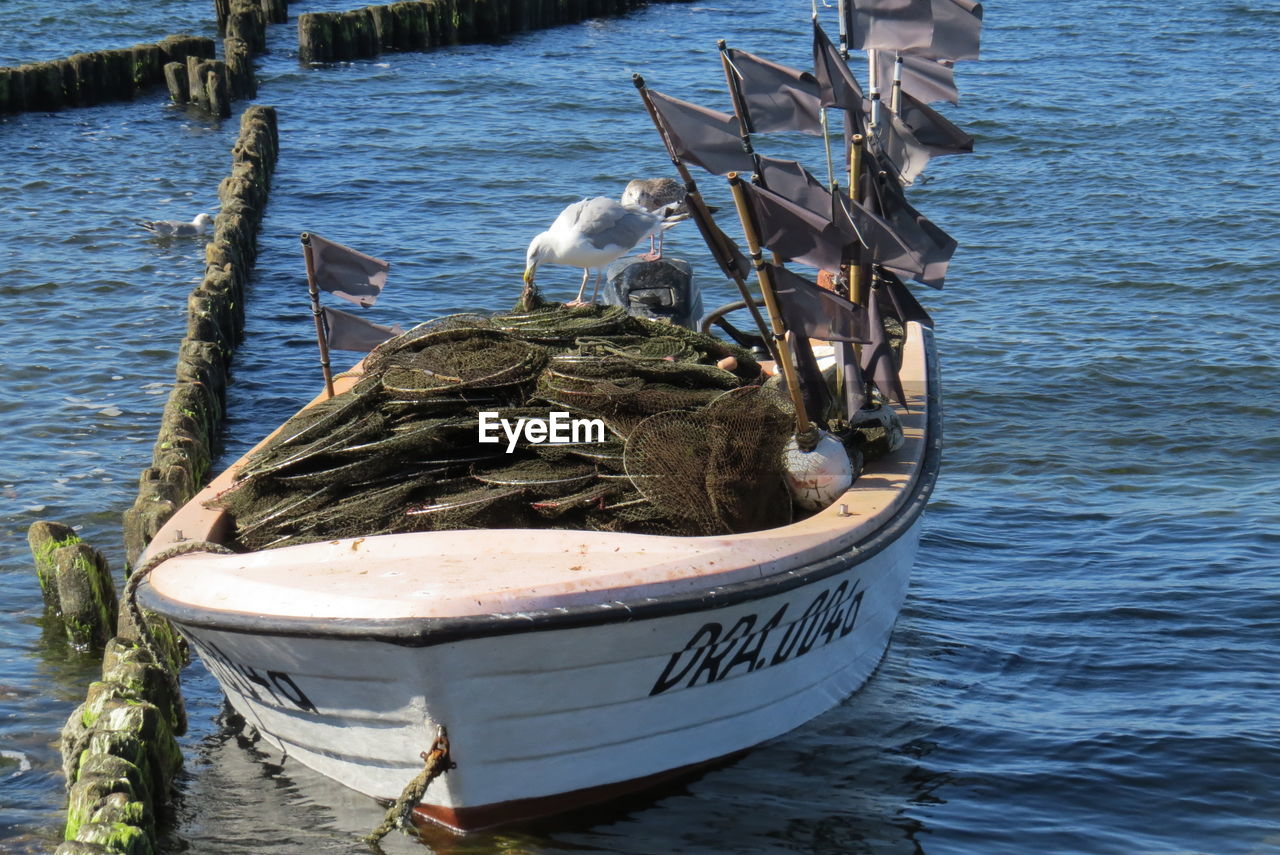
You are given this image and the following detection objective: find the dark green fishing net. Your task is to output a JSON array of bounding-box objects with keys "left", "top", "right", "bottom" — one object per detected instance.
[{"left": 209, "top": 302, "right": 791, "bottom": 550}]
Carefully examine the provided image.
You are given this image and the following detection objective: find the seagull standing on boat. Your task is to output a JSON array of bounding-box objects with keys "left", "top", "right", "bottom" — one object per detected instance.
[
  {"left": 524, "top": 196, "right": 686, "bottom": 305},
  {"left": 137, "top": 212, "right": 214, "bottom": 237},
  {"left": 621, "top": 177, "right": 688, "bottom": 260}
]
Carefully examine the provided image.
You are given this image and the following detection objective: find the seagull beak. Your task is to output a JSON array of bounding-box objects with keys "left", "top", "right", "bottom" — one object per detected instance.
[{"left": 523, "top": 266, "right": 535, "bottom": 285}]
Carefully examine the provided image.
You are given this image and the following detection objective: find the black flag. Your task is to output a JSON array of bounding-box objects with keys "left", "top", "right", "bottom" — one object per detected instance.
[
  {"left": 726, "top": 48, "right": 824, "bottom": 135},
  {"left": 897, "top": 90, "right": 974, "bottom": 155},
  {"left": 321, "top": 306, "right": 404, "bottom": 352},
  {"left": 919, "top": 0, "right": 982, "bottom": 61},
  {"left": 307, "top": 234, "right": 390, "bottom": 308},
  {"left": 740, "top": 180, "right": 852, "bottom": 272},
  {"left": 813, "top": 20, "right": 866, "bottom": 128},
  {"left": 848, "top": 0, "right": 982, "bottom": 60},
  {"left": 868, "top": 108, "right": 933, "bottom": 185},
  {"left": 755, "top": 156, "right": 925, "bottom": 277},
  {"left": 861, "top": 285, "right": 907, "bottom": 408},
  {"left": 847, "top": 0, "right": 935, "bottom": 54},
  {"left": 866, "top": 169, "right": 956, "bottom": 288},
  {"left": 878, "top": 270, "right": 935, "bottom": 327},
  {"left": 769, "top": 264, "right": 871, "bottom": 343},
  {"left": 648, "top": 90, "right": 754, "bottom": 177},
  {"left": 876, "top": 51, "right": 959, "bottom": 105}
]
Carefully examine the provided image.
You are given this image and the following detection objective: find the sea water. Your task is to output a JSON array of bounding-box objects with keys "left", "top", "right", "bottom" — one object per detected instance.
[{"left": 2, "top": 1, "right": 1278, "bottom": 853}]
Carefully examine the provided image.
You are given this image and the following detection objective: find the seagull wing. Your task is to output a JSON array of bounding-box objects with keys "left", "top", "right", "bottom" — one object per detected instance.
[
  {"left": 138, "top": 219, "right": 196, "bottom": 236},
  {"left": 568, "top": 197, "right": 661, "bottom": 252}
]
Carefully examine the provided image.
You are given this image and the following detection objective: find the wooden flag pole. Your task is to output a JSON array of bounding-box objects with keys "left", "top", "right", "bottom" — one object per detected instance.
[
  {"left": 299, "top": 232, "right": 336, "bottom": 400},
  {"left": 847, "top": 133, "right": 867, "bottom": 307},
  {"left": 727, "top": 172, "right": 811, "bottom": 436},
  {"left": 632, "top": 74, "right": 779, "bottom": 366}
]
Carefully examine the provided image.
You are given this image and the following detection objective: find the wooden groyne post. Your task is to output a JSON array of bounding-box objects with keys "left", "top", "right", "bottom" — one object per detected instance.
[
  {"left": 217, "top": 0, "right": 292, "bottom": 37},
  {"left": 48, "top": 106, "right": 279, "bottom": 855},
  {"left": 28, "top": 522, "right": 118, "bottom": 651},
  {"left": 0, "top": 35, "right": 213, "bottom": 115}
]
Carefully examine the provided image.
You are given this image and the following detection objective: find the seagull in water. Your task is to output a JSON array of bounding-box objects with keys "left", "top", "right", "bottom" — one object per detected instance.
[
  {"left": 621, "top": 178, "right": 688, "bottom": 260},
  {"left": 524, "top": 197, "right": 687, "bottom": 305},
  {"left": 137, "top": 212, "right": 214, "bottom": 238}
]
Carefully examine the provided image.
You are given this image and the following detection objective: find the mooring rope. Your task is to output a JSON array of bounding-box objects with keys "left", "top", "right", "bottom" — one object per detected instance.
[
  {"left": 365, "top": 727, "right": 451, "bottom": 846},
  {"left": 121, "top": 540, "right": 236, "bottom": 736}
]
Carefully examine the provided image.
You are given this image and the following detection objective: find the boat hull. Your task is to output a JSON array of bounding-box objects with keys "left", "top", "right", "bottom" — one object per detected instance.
[
  {"left": 169, "top": 515, "right": 919, "bottom": 831},
  {"left": 139, "top": 322, "right": 940, "bottom": 830}
]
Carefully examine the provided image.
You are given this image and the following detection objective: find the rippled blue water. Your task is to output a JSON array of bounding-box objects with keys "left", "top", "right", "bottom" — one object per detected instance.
[{"left": 3, "top": 1, "right": 1278, "bottom": 853}]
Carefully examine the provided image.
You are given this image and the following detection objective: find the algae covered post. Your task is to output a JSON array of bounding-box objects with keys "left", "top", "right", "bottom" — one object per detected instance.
[{"left": 27, "top": 521, "right": 118, "bottom": 650}]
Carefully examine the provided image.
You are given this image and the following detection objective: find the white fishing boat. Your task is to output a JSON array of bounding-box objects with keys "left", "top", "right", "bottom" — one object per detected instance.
[
  {"left": 136, "top": 316, "right": 938, "bottom": 831},
  {"left": 135, "top": 0, "right": 980, "bottom": 831}
]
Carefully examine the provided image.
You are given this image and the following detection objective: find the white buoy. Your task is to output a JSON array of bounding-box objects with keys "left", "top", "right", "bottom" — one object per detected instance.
[{"left": 781, "top": 431, "right": 854, "bottom": 511}]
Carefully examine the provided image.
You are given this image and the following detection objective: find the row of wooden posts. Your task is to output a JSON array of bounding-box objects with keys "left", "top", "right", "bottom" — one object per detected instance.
[
  {"left": 298, "top": 0, "right": 659, "bottom": 62},
  {"left": 0, "top": 36, "right": 213, "bottom": 115},
  {"left": 0, "top": 0, "right": 283, "bottom": 117},
  {"left": 27, "top": 107, "right": 279, "bottom": 855},
  {"left": 122, "top": 106, "right": 280, "bottom": 570},
  {"left": 2, "top": 0, "right": 685, "bottom": 116}
]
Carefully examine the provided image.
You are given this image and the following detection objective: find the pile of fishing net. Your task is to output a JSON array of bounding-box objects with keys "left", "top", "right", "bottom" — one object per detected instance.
[{"left": 209, "top": 303, "right": 802, "bottom": 550}]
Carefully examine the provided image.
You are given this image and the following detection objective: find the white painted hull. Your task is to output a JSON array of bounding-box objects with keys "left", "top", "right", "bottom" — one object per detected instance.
[{"left": 172, "top": 517, "right": 917, "bottom": 827}]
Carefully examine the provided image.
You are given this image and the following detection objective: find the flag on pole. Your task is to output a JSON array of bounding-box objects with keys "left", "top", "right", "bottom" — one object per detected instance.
[
  {"left": 896, "top": 90, "right": 974, "bottom": 155},
  {"left": 866, "top": 169, "right": 956, "bottom": 288},
  {"left": 878, "top": 269, "right": 935, "bottom": 327},
  {"left": 725, "top": 48, "right": 824, "bottom": 135},
  {"left": 838, "top": 191, "right": 927, "bottom": 276},
  {"left": 787, "top": 327, "right": 834, "bottom": 424},
  {"left": 847, "top": 0, "right": 935, "bottom": 54},
  {"left": 697, "top": 208, "right": 754, "bottom": 281},
  {"left": 847, "top": 0, "right": 982, "bottom": 60},
  {"left": 868, "top": 108, "right": 933, "bottom": 185},
  {"left": 769, "top": 263, "right": 871, "bottom": 343},
  {"left": 813, "top": 20, "right": 866, "bottom": 123},
  {"left": 919, "top": 0, "right": 982, "bottom": 61},
  {"left": 757, "top": 156, "right": 840, "bottom": 221},
  {"left": 876, "top": 51, "right": 959, "bottom": 104},
  {"left": 740, "top": 180, "right": 852, "bottom": 272},
  {"left": 756, "top": 156, "right": 925, "bottom": 276},
  {"left": 307, "top": 233, "right": 390, "bottom": 307},
  {"left": 648, "top": 90, "right": 754, "bottom": 177},
  {"left": 321, "top": 306, "right": 404, "bottom": 352},
  {"left": 861, "top": 285, "right": 908, "bottom": 407}
]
